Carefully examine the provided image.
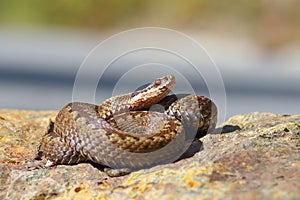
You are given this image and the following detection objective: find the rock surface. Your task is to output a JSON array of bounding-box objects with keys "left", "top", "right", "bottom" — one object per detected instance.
[{"left": 0, "top": 110, "right": 299, "bottom": 199}]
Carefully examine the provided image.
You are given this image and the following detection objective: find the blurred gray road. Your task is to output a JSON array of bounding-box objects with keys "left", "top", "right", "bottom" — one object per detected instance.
[{"left": 0, "top": 28, "right": 299, "bottom": 120}]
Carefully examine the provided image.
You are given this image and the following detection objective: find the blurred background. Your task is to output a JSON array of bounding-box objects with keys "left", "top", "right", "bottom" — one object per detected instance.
[{"left": 0, "top": 0, "right": 299, "bottom": 120}]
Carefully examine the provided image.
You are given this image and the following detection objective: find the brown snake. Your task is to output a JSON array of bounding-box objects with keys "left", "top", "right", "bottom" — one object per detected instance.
[{"left": 37, "top": 75, "right": 217, "bottom": 176}]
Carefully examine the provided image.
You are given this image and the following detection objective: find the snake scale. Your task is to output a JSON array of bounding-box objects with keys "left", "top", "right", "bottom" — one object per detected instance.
[{"left": 37, "top": 75, "right": 217, "bottom": 176}]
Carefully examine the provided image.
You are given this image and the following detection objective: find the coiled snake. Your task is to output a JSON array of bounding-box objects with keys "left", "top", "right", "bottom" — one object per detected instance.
[{"left": 37, "top": 75, "right": 217, "bottom": 176}]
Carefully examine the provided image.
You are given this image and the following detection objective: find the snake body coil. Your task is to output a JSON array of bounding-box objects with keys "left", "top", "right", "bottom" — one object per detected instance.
[{"left": 38, "top": 75, "right": 217, "bottom": 172}]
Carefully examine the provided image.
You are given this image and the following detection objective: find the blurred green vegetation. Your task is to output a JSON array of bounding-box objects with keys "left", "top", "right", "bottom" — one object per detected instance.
[{"left": 0, "top": 0, "right": 299, "bottom": 48}]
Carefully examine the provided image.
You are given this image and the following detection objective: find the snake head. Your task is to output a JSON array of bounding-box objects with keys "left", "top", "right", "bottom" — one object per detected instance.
[{"left": 129, "top": 75, "right": 175, "bottom": 109}]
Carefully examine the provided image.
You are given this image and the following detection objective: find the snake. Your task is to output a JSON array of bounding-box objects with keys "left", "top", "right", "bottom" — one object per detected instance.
[{"left": 37, "top": 75, "right": 217, "bottom": 176}]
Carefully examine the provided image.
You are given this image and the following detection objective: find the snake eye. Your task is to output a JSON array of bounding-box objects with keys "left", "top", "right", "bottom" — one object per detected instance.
[{"left": 154, "top": 79, "right": 161, "bottom": 86}]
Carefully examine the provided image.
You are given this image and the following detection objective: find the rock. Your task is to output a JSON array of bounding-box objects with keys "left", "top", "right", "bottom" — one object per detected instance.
[{"left": 0, "top": 110, "right": 299, "bottom": 199}]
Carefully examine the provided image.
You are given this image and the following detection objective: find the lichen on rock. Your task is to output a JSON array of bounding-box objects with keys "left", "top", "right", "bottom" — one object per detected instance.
[{"left": 0, "top": 110, "right": 299, "bottom": 199}]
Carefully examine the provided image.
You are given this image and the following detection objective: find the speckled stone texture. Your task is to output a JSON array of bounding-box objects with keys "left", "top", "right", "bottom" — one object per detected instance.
[{"left": 0, "top": 110, "right": 299, "bottom": 200}]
